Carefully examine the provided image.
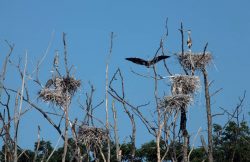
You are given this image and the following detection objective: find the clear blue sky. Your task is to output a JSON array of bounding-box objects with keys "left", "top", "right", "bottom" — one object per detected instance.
[{"left": 0, "top": 1, "right": 250, "bottom": 149}]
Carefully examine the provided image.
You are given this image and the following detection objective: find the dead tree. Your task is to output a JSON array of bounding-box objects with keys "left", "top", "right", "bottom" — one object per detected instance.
[
  {"left": 202, "top": 68, "right": 213, "bottom": 162},
  {"left": 116, "top": 38, "right": 178, "bottom": 162},
  {"left": 178, "top": 33, "right": 213, "bottom": 162},
  {"left": 176, "top": 23, "right": 215, "bottom": 162},
  {"left": 111, "top": 101, "right": 121, "bottom": 162},
  {"left": 0, "top": 41, "right": 14, "bottom": 162},
  {"left": 38, "top": 33, "right": 81, "bottom": 162},
  {"left": 77, "top": 83, "right": 106, "bottom": 161},
  {"left": 109, "top": 68, "right": 137, "bottom": 162},
  {"left": 167, "top": 74, "right": 200, "bottom": 162},
  {"left": 104, "top": 32, "right": 114, "bottom": 162}
]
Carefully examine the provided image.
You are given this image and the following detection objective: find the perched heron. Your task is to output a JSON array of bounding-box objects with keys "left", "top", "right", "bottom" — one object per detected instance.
[
  {"left": 125, "top": 55, "right": 170, "bottom": 68},
  {"left": 187, "top": 30, "right": 192, "bottom": 49},
  {"left": 45, "top": 79, "right": 54, "bottom": 88},
  {"left": 51, "top": 51, "right": 61, "bottom": 77},
  {"left": 53, "top": 51, "right": 59, "bottom": 68}
]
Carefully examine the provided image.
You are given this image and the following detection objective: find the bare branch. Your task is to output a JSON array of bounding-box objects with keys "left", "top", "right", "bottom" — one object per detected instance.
[
  {"left": 0, "top": 41, "right": 14, "bottom": 102},
  {"left": 197, "top": 42, "right": 209, "bottom": 64},
  {"left": 111, "top": 101, "right": 121, "bottom": 162},
  {"left": 5, "top": 87, "right": 64, "bottom": 140},
  {"left": 210, "top": 88, "right": 223, "bottom": 97},
  {"left": 33, "top": 126, "right": 41, "bottom": 162},
  {"left": 220, "top": 91, "right": 246, "bottom": 130},
  {"left": 108, "top": 68, "right": 155, "bottom": 135},
  {"left": 178, "top": 22, "right": 189, "bottom": 75},
  {"left": 105, "top": 32, "right": 114, "bottom": 162},
  {"left": 188, "top": 127, "right": 202, "bottom": 161},
  {"left": 63, "top": 32, "right": 70, "bottom": 77},
  {"left": 46, "top": 134, "right": 62, "bottom": 162},
  {"left": 31, "top": 31, "right": 55, "bottom": 75}
]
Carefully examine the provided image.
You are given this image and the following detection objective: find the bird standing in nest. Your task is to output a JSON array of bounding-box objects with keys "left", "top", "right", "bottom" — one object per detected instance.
[
  {"left": 187, "top": 30, "right": 192, "bottom": 50},
  {"left": 45, "top": 79, "right": 54, "bottom": 88},
  {"left": 125, "top": 55, "right": 170, "bottom": 68},
  {"left": 187, "top": 30, "right": 195, "bottom": 75},
  {"left": 53, "top": 51, "right": 59, "bottom": 68}
]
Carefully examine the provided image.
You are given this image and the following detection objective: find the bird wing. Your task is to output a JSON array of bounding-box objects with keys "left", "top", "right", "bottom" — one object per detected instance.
[
  {"left": 150, "top": 55, "right": 170, "bottom": 65},
  {"left": 125, "top": 57, "right": 149, "bottom": 66}
]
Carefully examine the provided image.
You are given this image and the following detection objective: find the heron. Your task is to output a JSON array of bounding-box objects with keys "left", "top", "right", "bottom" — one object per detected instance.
[
  {"left": 187, "top": 30, "right": 192, "bottom": 49},
  {"left": 53, "top": 51, "right": 59, "bottom": 68},
  {"left": 45, "top": 79, "right": 54, "bottom": 88},
  {"left": 125, "top": 55, "right": 170, "bottom": 68}
]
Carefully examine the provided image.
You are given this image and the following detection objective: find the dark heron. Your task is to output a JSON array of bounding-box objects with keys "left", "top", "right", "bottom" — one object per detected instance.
[
  {"left": 45, "top": 79, "right": 54, "bottom": 88},
  {"left": 125, "top": 55, "right": 170, "bottom": 68}
]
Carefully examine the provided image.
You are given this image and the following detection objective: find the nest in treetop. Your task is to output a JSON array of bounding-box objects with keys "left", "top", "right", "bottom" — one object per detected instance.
[
  {"left": 38, "top": 88, "right": 71, "bottom": 106},
  {"left": 54, "top": 76, "right": 81, "bottom": 95},
  {"left": 38, "top": 76, "right": 81, "bottom": 106},
  {"left": 77, "top": 125, "right": 108, "bottom": 147},
  {"left": 178, "top": 52, "right": 212, "bottom": 70},
  {"left": 160, "top": 94, "right": 192, "bottom": 110},
  {"left": 170, "top": 75, "right": 200, "bottom": 95}
]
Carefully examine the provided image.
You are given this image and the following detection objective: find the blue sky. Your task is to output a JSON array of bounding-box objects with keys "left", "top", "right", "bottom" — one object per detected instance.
[{"left": 0, "top": 1, "right": 250, "bottom": 149}]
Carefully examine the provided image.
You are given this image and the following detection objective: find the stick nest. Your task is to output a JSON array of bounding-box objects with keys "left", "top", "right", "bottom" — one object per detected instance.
[
  {"left": 38, "top": 76, "right": 81, "bottom": 106},
  {"left": 77, "top": 125, "right": 108, "bottom": 147},
  {"left": 178, "top": 52, "right": 212, "bottom": 70},
  {"left": 160, "top": 94, "right": 192, "bottom": 110},
  {"left": 170, "top": 75, "right": 200, "bottom": 95}
]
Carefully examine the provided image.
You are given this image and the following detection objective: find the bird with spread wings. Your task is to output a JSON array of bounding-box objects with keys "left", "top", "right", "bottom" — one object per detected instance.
[{"left": 125, "top": 55, "right": 170, "bottom": 68}]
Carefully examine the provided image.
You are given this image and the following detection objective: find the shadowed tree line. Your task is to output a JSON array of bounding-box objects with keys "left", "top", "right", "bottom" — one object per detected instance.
[{"left": 1, "top": 120, "right": 250, "bottom": 161}]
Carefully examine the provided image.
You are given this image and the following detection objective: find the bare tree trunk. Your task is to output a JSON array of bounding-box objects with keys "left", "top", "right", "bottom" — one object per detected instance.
[
  {"left": 156, "top": 129, "right": 162, "bottom": 162},
  {"left": 109, "top": 68, "right": 137, "bottom": 161},
  {"left": 33, "top": 126, "right": 41, "bottom": 162},
  {"left": 172, "top": 111, "right": 178, "bottom": 162},
  {"left": 14, "top": 91, "right": 19, "bottom": 162},
  {"left": 14, "top": 52, "right": 27, "bottom": 162},
  {"left": 119, "top": 69, "right": 136, "bottom": 161},
  {"left": 0, "top": 41, "right": 14, "bottom": 162},
  {"left": 62, "top": 98, "right": 69, "bottom": 162},
  {"left": 131, "top": 115, "right": 136, "bottom": 161},
  {"left": 153, "top": 66, "right": 162, "bottom": 162},
  {"left": 183, "top": 134, "right": 188, "bottom": 162},
  {"left": 181, "top": 105, "right": 188, "bottom": 162},
  {"left": 111, "top": 101, "right": 121, "bottom": 162},
  {"left": 202, "top": 68, "right": 213, "bottom": 162},
  {"left": 105, "top": 32, "right": 114, "bottom": 162},
  {"left": 0, "top": 41, "right": 14, "bottom": 102}
]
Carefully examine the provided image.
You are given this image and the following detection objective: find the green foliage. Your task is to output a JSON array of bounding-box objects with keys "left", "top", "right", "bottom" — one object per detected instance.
[
  {"left": 1, "top": 121, "right": 250, "bottom": 162},
  {"left": 189, "top": 147, "right": 207, "bottom": 162},
  {"left": 213, "top": 121, "right": 250, "bottom": 162},
  {"left": 137, "top": 140, "right": 157, "bottom": 161},
  {"left": 120, "top": 142, "right": 135, "bottom": 161},
  {"left": 136, "top": 140, "right": 180, "bottom": 162},
  {"left": 34, "top": 140, "right": 53, "bottom": 161}
]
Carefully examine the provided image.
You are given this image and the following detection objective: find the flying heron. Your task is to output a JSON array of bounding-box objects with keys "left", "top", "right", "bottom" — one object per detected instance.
[{"left": 125, "top": 55, "right": 170, "bottom": 68}]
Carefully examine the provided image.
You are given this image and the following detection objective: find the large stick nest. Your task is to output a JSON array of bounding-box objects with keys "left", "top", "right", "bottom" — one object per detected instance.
[
  {"left": 178, "top": 52, "right": 212, "bottom": 70},
  {"left": 38, "top": 88, "right": 71, "bottom": 106},
  {"left": 38, "top": 76, "right": 81, "bottom": 106},
  {"left": 77, "top": 125, "right": 108, "bottom": 147},
  {"left": 159, "top": 94, "right": 192, "bottom": 110},
  {"left": 170, "top": 75, "right": 200, "bottom": 95}
]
